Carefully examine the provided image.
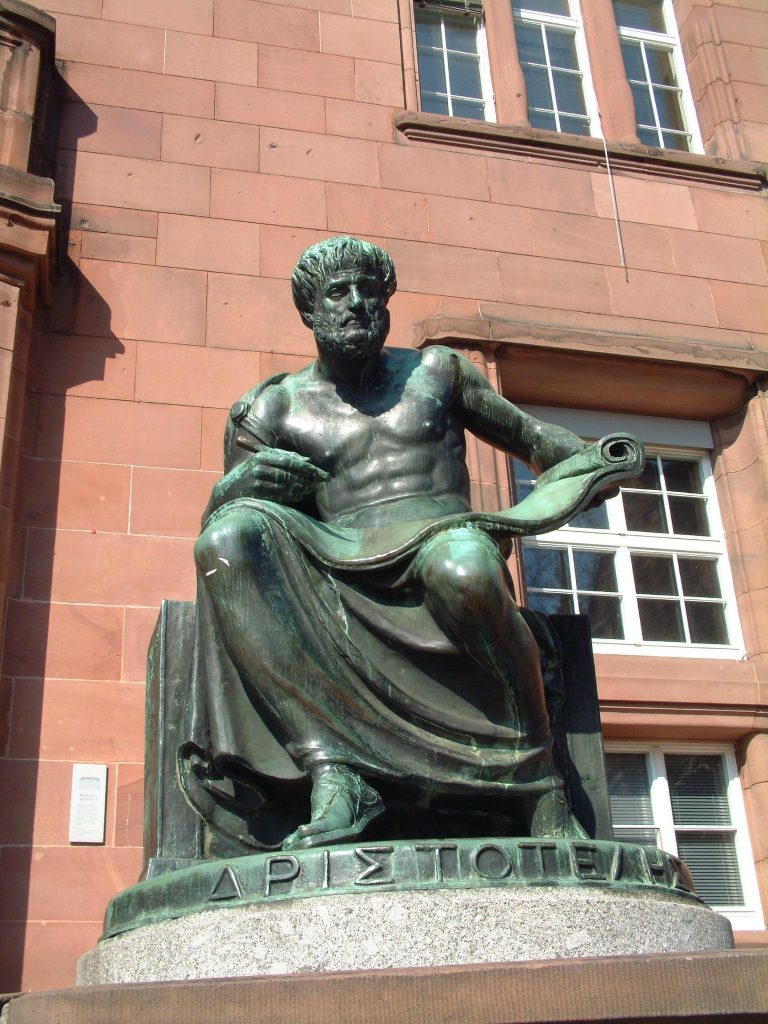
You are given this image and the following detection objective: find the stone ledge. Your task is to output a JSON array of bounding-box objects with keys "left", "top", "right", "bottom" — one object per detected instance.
[
  {"left": 6, "top": 950, "right": 767, "bottom": 1024},
  {"left": 394, "top": 111, "right": 768, "bottom": 191}
]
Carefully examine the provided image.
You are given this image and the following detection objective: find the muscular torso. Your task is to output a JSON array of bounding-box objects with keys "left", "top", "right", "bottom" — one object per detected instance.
[{"left": 252, "top": 347, "right": 471, "bottom": 524}]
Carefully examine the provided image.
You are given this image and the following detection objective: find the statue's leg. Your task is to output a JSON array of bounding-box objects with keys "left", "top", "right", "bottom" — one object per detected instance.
[
  {"left": 415, "top": 527, "right": 550, "bottom": 743},
  {"left": 415, "top": 527, "right": 586, "bottom": 840},
  {"left": 195, "top": 509, "right": 384, "bottom": 849}
]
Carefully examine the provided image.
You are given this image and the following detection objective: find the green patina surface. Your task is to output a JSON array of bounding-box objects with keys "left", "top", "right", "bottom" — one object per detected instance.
[{"left": 104, "top": 837, "right": 700, "bottom": 940}]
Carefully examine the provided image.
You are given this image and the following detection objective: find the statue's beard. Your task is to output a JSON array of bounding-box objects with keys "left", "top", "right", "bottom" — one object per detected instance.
[{"left": 313, "top": 307, "right": 389, "bottom": 362}]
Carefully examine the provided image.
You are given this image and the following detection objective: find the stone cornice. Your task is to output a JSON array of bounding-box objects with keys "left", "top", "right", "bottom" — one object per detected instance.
[
  {"left": 414, "top": 311, "right": 768, "bottom": 378},
  {"left": 394, "top": 111, "right": 768, "bottom": 192}
]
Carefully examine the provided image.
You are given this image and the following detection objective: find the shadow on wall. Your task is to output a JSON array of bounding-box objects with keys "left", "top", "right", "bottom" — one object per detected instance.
[{"left": 0, "top": 83, "right": 124, "bottom": 992}]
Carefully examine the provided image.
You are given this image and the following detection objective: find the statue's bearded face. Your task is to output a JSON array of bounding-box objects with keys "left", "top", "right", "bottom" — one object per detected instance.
[{"left": 311, "top": 258, "right": 390, "bottom": 361}]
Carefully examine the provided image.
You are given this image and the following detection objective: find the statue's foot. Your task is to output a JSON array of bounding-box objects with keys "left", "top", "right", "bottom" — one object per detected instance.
[
  {"left": 525, "top": 788, "right": 589, "bottom": 840},
  {"left": 283, "top": 765, "right": 384, "bottom": 850}
]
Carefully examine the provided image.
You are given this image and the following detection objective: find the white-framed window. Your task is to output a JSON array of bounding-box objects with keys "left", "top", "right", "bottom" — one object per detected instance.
[
  {"left": 512, "top": 0, "right": 599, "bottom": 137},
  {"left": 511, "top": 408, "right": 744, "bottom": 658},
  {"left": 606, "top": 743, "right": 765, "bottom": 931},
  {"left": 613, "top": 0, "right": 702, "bottom": 152},
  {"left": 414, "top": 2, "right": 496, "bottom": 121}
]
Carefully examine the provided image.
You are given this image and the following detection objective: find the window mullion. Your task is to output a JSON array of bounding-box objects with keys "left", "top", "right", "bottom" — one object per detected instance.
[
  {"left": 648, "top": 748, "right": 677, "bottom": 856},
  {"left": 566, "top": 545, "right": 578, "bottom": 612},
  {"left": 670, "top": 553, "right": 692, "bottom": 644},
  {"left": 476, "top": 19, "right": 496, "bottom": 121},
  {"left": 539, "top": 23, "right": 561, "bottom": 131},
  {"left": 615, "top": 546, "right": 641, "bottom": 644},
  {"left": 439, "top": 16, "right": 453, "bottom": 116}
]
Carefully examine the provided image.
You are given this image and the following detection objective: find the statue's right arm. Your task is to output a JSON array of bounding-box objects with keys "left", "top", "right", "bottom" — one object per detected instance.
[{"left": 202, "top": 382, "right": 327, "bottom": 521}]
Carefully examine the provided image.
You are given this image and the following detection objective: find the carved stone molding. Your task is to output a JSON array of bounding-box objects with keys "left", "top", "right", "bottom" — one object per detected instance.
[
  {"left": 394, "top": 110, "right": 768, "bottom": 191},
  {"left": 414, "top": 306, "right": 766, "bottom": 420},
  {"left": 0, "top": 0, "right": 58, "bottom": 307}
]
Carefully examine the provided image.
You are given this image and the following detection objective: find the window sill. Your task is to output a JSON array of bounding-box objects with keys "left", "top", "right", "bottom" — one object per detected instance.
[
  {"left": 592, "top": 641, "right": 746, "bottom": 660},
  {"left": 394, "top": 111, "right": 768, "bottom": 192}
]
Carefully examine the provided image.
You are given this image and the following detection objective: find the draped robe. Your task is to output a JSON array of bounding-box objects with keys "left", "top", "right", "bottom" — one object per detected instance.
[{"left": 179, "top": 373, "right": 644, "bottom": 851}]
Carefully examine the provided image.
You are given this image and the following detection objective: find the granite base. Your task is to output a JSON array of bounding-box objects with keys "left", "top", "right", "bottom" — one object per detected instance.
[{"left": 78, "top": 884, "right": 733, "bottom": 985}]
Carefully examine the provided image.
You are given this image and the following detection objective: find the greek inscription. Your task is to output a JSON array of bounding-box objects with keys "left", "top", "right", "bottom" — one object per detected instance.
[
  {"left": 354, "top": 846, "right": 395, "bottom": 886},
  {"left": 209, "top": 865, "right": 242, "bottom": 902},
  {"left": 321, "top": 848, "right": 330, "bottom": 890},
  {"left": 518, "top": 842, "right": 556, "bottom": 879},
  {"left": 264, "top": 855, "right": 300, "bottom": 896},
  {"left": 572, "top": 844, "right": 606, "bottom": 881},
  {"left": 415, "top": 843, "right": 458, "bottom": 882},
  {"left": 610, "top": 844, "right": 624, "bottom": 882},
  {"left": 644, "top": 848, "right": 668, "bottom": 886},
  {"left": 471, "top": 843, "right": 512, "bottom": 879}
]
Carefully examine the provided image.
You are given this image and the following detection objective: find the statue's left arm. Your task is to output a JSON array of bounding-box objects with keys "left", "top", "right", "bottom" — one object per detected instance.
[{"left": 451, "top": 351, "right": 586, "bottom": 474}]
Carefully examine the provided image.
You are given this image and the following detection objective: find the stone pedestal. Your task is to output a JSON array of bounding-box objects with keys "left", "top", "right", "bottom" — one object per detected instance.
[
  {"left": 76, "top": 837, "right": 734, "bottom": 986},
  {"left": 78, "top": 884, "right": 733, "bottom": 985}
]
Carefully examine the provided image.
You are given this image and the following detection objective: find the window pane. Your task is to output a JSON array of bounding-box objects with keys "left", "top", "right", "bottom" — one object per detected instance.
[
  {"left": 630, "top": 83, "right": 655, "bottom": 128},
  {"left": 444, "top": 17, "right": 479, "bottom": 54},
  {"left": 452, "top": 98, "right": 486, "bottom": 120},
  {"left": 528, "top": 592, "right": 575, "bottom": 616},
  {"left": 686, "top": 601, "right": 729, "bottom": 645},
  {"left": 448, "top": 52, "right": 482, "bottom": 99},
  {"left": 523, "top": 546, "right": 570, "bottom": 589},
  {"left": 638, "top": 125, "right": 661, "bottom": 146},
  {"left": 606, "top": 753, "right": 654, "bottom": 826},
  {"left": 415, "top": 14, "right": 442, "bottom": 48},
  {"left": 579, "top": 595, "right": 624, "bottom": 639},
  {"left": 653, "top": 86, "right": 685, "bottom": 131},
  {"left": 530, "top": 108, "right": 558, "bottom": 130},
  {"left": 620, "top": 39, "right": 645, "bottom": 81},
  {"left": 623, "top": 491, "right": 667, "bottom": 532},
  {"left": 515, "top": 21, "right": 545, "bottom": 65},
  {"left": 574, "top": 551, "right": 618, "bottom": 592},
  {"left": 420, "top": 92, "right": 450, "bottom": 115},
  {"left": 553, "top": 71, "right": 587, "bottom": 115},
  {"left": 417, "top": 47, "right": 447, "bottom": 93},
  {"left": 629, "top": 458, "right": 661, "bottom": 490},
  {"left": 613, "top": 826, "right": 660, "bottom": 845},
  {"left": 568, "top": 503, "right": 609, "bottom": 529},
  {"left": 679, "top": 558, "right": 721, "bottom": 598},
  {"left": 631, "top": 553, "right": 677, "bottom": 595},
  {"left": 558, "top": 114, "right": 590, "bottom": 135},
  {"left": 513, "top": 460, "right": 536, "bottom": 486},
  {"left": 645, "top": 46, "right": 677, "bottom": 87},
  {"left": 524, "top": 65, "right": 554, "bottom": 110},
  {"left": 545, "top": 27, "right": 579, "bottom": 71},
  {"left": 668, "top": 496, "right": 709, "bottom": 537},
  {"left": 613, "top": 0, "right": 666, "bottom": 33},
  {"left": 661, "top": 130, "right": 691, "bottom": 151},
  {"left": 514, "top": 0, "right": 570, "bottom": 15},
  {"left": 638, "top": 598, "right": 685, "bottom": 641},
  {"left": 662, "top": 459, "right": 702, "bottom": 494},
  {"left": 676, "top": 833, "right": 743, "bottom": 906},
  {"left": 666, "top": 755, "right": 731, "bottom": 826}
]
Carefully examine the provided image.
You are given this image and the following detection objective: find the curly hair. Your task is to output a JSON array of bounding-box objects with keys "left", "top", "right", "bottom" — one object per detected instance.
[{"left": 291, "top": 236, "right": 397, "bottom": 327}]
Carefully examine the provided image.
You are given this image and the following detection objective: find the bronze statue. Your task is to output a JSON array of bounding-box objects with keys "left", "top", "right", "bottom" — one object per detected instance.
[{"left": 180, "top": 236, "right": 643, "bottom": 855}]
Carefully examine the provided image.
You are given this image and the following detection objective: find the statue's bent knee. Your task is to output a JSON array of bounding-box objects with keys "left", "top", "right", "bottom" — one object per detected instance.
[
  {"left": 418, "top": 528, "right": 509, "bottom": 617},
  {"left": 195, "top": 511, "right": 271, "bottom": 576}
]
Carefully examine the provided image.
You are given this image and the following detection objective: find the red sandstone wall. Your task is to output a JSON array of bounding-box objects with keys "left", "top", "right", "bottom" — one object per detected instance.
[{"left": 0, "top": 0, "right": 766, "bottom": 992}]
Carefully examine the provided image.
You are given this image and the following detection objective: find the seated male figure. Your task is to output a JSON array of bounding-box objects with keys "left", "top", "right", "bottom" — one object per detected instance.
[{"left": 193, "top": 236, "right": 602, "bottom": 851}]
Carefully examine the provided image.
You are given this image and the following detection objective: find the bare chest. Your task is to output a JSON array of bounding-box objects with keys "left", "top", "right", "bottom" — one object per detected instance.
[{"left": 279, "top": 372, "right": 457, "bottom": 473}]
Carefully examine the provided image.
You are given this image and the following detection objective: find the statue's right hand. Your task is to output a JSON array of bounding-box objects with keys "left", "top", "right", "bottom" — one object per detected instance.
[{"left": 239, "top": 448, "right": 329, "bottom": 503}]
